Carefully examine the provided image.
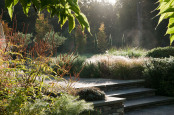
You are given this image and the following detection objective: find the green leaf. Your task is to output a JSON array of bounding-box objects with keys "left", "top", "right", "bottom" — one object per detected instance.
[
  {"left": 76, "top": 13, "right": 90, "bottom": 32},
  {"left": 68, "top": 15, "right": 75, "bottom": 32},
  {"left": 158, "top": 1, "right": 174, "bottom": 14},
  {"left": 5, "top": 0, "right": 19, "bottom": 19},
  {"left": 168, "top": 17, "right": 174, "bottom": 28},
  {"left": 60, "top": 14, "right": 68, "bottom": 28},
  {"left": 67, "top": 0, "right": 80, "bottom": 14},
  {"left": 5, "top": 0, "right": 90, "bottom": 33},
  {"left": 157, "top": 13, "right": 167, "bottom": 28},
  {"left": 166, "top": 26, "right": 174, "bottom": 34},
  {"left": 19, "top": 0, "right": 32, "bottom": 16},
  {"left": 170, "top": 34, "right": 174, "bottom": 45},
  {"left": 7, "top": 4, "right": 13, "bottom": 19}
]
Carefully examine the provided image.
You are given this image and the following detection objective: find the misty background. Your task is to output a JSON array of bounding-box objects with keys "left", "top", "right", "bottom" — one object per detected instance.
[{"left": 0, "top": 0, "right": 170, "bottom": 54}]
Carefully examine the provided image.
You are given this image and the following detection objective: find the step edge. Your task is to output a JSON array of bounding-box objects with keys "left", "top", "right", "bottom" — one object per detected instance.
[
  {"left": 124, "top": 97, "right": 174, "bottom": 108},
  {"left": 75, "top": 79, "right": 145, "bottom": 89},
  {"left": 106, "top": 88, "right": 156, "bottom": 97},
  {"left": 92, "top": 96, "right": 126, "bottom": 107}
]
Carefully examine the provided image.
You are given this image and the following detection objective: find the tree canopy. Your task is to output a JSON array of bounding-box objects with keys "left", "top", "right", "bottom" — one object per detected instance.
[
  {"left": 157, "top": 0, "right": 174, "bottom": 45},
  {"left": 5, "top": 0, "right": 90, "bottom": 33}
]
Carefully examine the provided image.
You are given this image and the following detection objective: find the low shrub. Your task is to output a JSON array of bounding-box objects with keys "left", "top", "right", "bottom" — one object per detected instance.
[
  {"left": 76, "top": 87, "right": 105, "bottom": 101},
  {"left": 43, "top": 30, "right": 67, "bottom": 49},
  {"left": 143, "top": 57, "right": 174, "bottom": 96},
  {"left": 146, "top": 46, "right": 174, "bottom": 58}
]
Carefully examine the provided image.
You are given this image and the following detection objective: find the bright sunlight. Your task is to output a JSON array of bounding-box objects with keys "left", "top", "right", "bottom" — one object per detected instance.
[
  {"left": 107, "top": 0, "right": 116, "bottom": 4},
  {"left": 98, "top": 0, "right": 117, "bottom": 5}
]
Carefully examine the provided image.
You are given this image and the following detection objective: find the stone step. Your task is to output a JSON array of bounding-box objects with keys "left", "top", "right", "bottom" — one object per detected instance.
[
  {"left": 75, "top": 79, "right": 145, "bottom": 92},
  {"left": 106, "top": 88, "right": 156, "bottom": 100},
  {"left": 124, "top": 96, "right": 174, "bottom": 111},
  {"left": 97, "top": 79, "right": 145, "bottom": 92}
]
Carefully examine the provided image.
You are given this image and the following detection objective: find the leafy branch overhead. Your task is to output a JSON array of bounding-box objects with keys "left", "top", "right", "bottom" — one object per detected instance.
[
  {"left": 157, "top": 0, "right": 174, "bottom": 45},
  {"left": 5, "top": 0, "right": 90, "bottom": 33}
]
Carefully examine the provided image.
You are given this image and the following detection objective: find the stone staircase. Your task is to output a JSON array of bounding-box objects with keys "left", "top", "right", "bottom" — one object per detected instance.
[
  {"left": 103, "top": 79, "right": 174, "bottom": 110},
  {"left": 77, "top": 79, "right": 174, "bottom": 114}
]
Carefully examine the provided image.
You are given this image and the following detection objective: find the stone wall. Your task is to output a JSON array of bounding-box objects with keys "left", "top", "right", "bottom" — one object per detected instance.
[{"left": 93, "top": 97, "right": 125, "bottom": 115}]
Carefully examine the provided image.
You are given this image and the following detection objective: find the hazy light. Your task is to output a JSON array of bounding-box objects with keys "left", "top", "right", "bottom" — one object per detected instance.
[
  {"left": 97, "top": 0, "right": 117, "bottom": 5},
  {"left": 107, "top": 0, "right": 116, "bottom": 5}
]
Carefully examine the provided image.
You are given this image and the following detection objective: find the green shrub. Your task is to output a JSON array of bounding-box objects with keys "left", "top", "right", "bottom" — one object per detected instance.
[
  {"left": 77, "top": 87, "right": 105, "bottom": 101},
  {"left": 146, "top": 46, "right": 174, "bottom": 58},
  {"left": 16, "top": 32, "right": 33, "bottom": 45},
  {"left": 143, "top": 57, "right": 174, "bottom": 96},
  {"left": 44, "top": 30, "right": 67, "bottom": 49},
  {"left": 80, "top": 63, "right": 101, "bottom": 78}
]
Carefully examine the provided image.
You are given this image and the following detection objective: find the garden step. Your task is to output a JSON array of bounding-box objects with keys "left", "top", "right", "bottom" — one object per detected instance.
[
  {"left": 74, "top": 79, "right": 145, "bottom": 91},
  {"left": 96, "top": 79, "right": 145, "bottom": 92},
  {"left": 124, "top": 96, "right": 174, "bottom": 111},
  {"left": 106, "top": 88, "right": 156, "bottom": 100}
]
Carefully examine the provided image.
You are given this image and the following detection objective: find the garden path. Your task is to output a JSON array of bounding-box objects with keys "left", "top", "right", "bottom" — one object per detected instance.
[{"left": 44, "top": 77, "right": 144, "bottom": 88}]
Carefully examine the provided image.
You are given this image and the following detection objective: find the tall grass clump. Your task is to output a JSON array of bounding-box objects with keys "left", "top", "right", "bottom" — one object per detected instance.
[
  {"left": 144, "top": 57, "right": 174, "bottom": 97},
  {"left": 110, "top": 58, "right": 145, "bottom": 79},
  {"left": 83, "top": 55, "right": 145, "bottom": 79},
  {"left": 146, "top": 46, "right": 174, "bottom": 58},
  {"left": 107, "top": 47, "right": 146, "bottom": 58}
]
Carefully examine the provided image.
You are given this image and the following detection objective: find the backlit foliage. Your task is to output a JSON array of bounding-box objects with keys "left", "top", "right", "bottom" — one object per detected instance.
[
  {"left": 5, "top": 0, "right": 90, "bottom": 32},
  {"left": 157, "top": 0, "right": 174, "bottom": 45}
]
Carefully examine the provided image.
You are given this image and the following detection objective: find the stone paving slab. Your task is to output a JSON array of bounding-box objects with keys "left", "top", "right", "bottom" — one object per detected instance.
[
  {"left": 125, "top": 104, "right": 174, "bottom": 115},
  {"left": 44, "top": 77, "right": 144, "bottom": 88}
]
